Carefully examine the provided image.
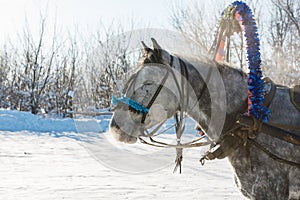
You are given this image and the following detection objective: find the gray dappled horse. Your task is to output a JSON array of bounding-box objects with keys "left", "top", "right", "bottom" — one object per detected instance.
[{"left": 110, "top": 39, "right": 300, "bottom": 200}]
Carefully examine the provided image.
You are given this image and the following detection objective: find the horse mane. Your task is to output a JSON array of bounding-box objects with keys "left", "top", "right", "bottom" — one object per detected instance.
[
  {"left": 172, "top": 52, "right": 247, "bottom": 80},
  {"left": 215, "top": 61, "right": 247, "bottom": 79}
]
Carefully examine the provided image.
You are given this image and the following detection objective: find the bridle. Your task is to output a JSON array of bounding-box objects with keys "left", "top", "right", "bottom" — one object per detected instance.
[
  {"left": 112, "top": 52, "right": 215, "bottom": 138},
  {"left": 111, "top": 54, "right": 213, "bottom": 173},
  {"left": 140, "top": 67, "right": 170, "bottom": 124},
  {"left": 113, "top": 55, "right": 182, "bottom": 126}
]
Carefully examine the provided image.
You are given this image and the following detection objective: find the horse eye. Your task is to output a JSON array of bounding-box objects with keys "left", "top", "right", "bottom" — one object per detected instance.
[{"left": 143, "top": 81, "right": 154, "bottom": 85}]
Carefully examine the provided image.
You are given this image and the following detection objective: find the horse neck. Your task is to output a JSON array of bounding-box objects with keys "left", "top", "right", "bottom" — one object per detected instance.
[
  {"left": 216, "top": 63, "right": 248, "bottom": 131},
  {"left": 179, "top": 60, "right": 248, "bottom": 137}
]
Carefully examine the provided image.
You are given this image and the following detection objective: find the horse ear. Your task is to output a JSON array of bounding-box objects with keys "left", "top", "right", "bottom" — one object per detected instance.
[
  {"left": 141, "top": 41, "right": 151, "bottom": 53},
  {"left": 151, "top": 38, "right": 162, "bottom": 52}
]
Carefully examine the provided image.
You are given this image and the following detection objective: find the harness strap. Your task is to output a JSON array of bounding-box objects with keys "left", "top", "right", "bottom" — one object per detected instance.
[
  {"left": 290, "top": 85, "right": 300, "bottom": 112},
  {"left": 248, "top": 139, "right": 300, "bottom": 168},
  {"left": 141, "top": 55, "right": 177, "bottom": 124},
  {"left": 200, "top": 134, "right": 242, "bottom": 164},
  {"left": 267, "top": 121, "right": 300, "bottom": 131},
  {"left": 262, "top": 77, "right": 277, "bottom": 108},
  {"left": 200, "top": 124, "right": 300, "bottom": 168},
  {"left": 200, "top": 125, "right": 243, "bottom": 165},
  {"left": 173, "top": 58, "right": 190, "bottom": 173},
  {"left": 174, "top": 112, "right": 184, "bottom": 173},
  {"left": 198, "top": 64, "right": 213, "bottom": 103},
  {"left": 238, "top": 115, "right": 300, "bottom": 146},
  {"left": 141, "top": 71, "right": 169, "bottom": 123}
]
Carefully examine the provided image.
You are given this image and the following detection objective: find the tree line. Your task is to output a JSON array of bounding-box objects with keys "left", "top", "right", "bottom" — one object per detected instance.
[
  {"left": 0, "top": 18, "right": 133, "bottom": 117},
  {"left": 0, "top": 0, "right": 299, "bottom": 117}
]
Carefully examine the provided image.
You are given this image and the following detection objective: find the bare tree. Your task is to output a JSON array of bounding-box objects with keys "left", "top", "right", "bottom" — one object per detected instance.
[
  {"left": 271, "top": 0, "right": 300, "bottom": 37},
  {"left": 170, "top": 0, "right": 263, "bottom": 69},
  {"left": 87, "top": 24, "right": 132, "bottom": 109},
  {"left": 265, "top": 0, "right": 300, "bottom": 85},
  {"left": 0, "top": 46, "right": 10, "bottom": 108},
  {"left": 18, "top": 17, "right": 57, "bottom": 114},
  {"left": 1, "top": 14, "right": 74, "bottom": 116},
  {"left": 170, "top": 1, "right": 217, "bottom": 55},
  {"left": 62, "top": 34, "right": 80, "bottom": 117}
]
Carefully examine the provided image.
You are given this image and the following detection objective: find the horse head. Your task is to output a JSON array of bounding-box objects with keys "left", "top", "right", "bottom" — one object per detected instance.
[{"left": 110, "top": 38, "right": 182, "bottom": 143}]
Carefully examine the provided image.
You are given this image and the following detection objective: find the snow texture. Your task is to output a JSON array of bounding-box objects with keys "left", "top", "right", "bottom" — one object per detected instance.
[
  {"left": 0, "top": 109, "right": 246, "bottom": 200},
  {"left": 0, "top": 109, "right": 109, "bottom": 134}
]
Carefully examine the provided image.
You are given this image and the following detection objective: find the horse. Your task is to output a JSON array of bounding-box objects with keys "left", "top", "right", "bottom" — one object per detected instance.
[{"left": 110, "top": 38, "right": 300, "bottom": 200}]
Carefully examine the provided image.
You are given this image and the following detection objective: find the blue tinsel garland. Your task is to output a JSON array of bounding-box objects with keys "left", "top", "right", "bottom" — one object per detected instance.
[
  {"left": 111, "top": 95, "right": 149, "bottom": 114},
  {"left": 231, "top": 1, "right": 270, "bottom": 122},
  {"left": 211, "top": 1, "right": 269, "bottom": 122}
]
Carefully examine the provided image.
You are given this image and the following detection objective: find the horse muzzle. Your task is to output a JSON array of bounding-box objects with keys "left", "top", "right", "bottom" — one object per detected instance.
[{"left": 109, "top": 118, "right": 138, "bottom": 144}]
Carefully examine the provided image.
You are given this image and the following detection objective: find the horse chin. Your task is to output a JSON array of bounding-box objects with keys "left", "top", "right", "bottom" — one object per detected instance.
[
  {"left": 109, "top": 119, "right": 138, "bottom": 144},
  {"left": 110, "top": 126, "right": 138, "bottom": 144}
]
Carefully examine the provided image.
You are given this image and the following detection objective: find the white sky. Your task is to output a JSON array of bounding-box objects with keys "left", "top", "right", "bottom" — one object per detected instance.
[
  {"left": 0, "top": 0, "right": 180, "bottom": 44},
  {"left": 0, "top": 0, "right": 271, "bottom": 45}
]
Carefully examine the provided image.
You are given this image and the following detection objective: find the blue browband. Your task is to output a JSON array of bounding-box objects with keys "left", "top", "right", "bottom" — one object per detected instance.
[{"left": 111, "top": 95, "right": 149, "bottom": 114}]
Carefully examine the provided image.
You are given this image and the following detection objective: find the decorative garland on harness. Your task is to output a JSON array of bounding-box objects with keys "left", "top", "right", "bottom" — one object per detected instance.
[{"left": 211, "top": 1, "right": 270, "bottom": 122}]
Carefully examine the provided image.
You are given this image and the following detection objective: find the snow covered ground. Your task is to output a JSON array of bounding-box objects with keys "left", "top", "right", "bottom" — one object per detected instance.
[{"left": 0, "top": 109, "right": 246, "bottom": 200}]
